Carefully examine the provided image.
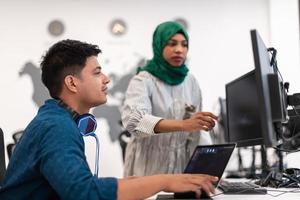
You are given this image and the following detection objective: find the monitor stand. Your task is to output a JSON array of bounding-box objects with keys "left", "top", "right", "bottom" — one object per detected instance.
[{"left": 226, "top": 146, "right": 258, "bottom": 179}]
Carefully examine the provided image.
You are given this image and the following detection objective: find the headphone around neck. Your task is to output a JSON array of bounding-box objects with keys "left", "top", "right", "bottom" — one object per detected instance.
[
  {"left": 58, "top": 100, "right": 100, "bottom": 176},
  {"left": 58, "top": 100, "right": 97, "bottom": 136}
]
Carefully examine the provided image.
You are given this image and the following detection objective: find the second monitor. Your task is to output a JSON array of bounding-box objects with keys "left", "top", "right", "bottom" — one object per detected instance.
[
  {"left": 225, "top": 29, "right": 288, "bottom": 148},
  {"left": 226, "top": 70, "right": 263, "bottom": 147}
]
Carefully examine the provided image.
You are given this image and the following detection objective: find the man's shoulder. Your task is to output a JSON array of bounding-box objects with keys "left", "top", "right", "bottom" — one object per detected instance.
[
  {"left": 37, "top": 99, "right": 74, "bottom": 124},
  {"left": 26, "top": 107, "right": 76, "bottom": 139}
]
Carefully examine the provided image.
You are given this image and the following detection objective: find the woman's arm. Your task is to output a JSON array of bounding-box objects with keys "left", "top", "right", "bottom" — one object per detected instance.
[
  {"left": 122, "top": 73, "right": 218, "bottom": 136},
  {"left": 122, "top": 74, "right": 162, "bottom": 137},
  {"left": 154, "top": 112, "right": 218, "bottom": 133}
]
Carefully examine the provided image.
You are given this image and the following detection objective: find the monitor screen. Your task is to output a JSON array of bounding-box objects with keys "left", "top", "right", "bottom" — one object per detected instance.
[{"left": 226, "top": 70, "right": 264, "bottom": 147}]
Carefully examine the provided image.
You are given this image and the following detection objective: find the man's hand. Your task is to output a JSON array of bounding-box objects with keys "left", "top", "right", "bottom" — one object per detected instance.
[
  {"left": 163, "top": 174, "right": 218, "bottom": 198},
  {"left": 118, "top": 174, "right": 218, "bottom": 200}
]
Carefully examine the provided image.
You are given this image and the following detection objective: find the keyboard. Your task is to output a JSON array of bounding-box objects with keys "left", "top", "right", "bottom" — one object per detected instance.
[{"left": 218, "top": 181, "right": 267, "bottom": 194}]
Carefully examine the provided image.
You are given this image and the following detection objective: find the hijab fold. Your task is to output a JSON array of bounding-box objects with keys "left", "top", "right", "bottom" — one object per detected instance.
[{"left": 138, "top": 21, "right": 189, "bottom": 85}]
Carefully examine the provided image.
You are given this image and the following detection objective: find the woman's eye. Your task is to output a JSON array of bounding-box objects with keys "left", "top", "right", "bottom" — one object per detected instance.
[
  {"left": 182, "top": 43, "right": 188, "bottom": 47},
  {"left": 167, "top": 40, "right": 188, "bottom": 48},
  {"left": 180, "top": 40, "right": 188, "bottom": 47},
  {"left": 167, "top": 41, "right": 177, "bottom": 46}
]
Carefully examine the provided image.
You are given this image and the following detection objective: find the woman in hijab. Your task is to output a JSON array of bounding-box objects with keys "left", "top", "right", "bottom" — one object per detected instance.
[{"left": 122, "top": 21, "right": 218, "bottom": 177}]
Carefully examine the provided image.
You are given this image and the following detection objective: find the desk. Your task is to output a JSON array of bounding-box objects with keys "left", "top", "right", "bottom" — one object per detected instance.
[
  {"left": 149, "top": 188, "right": 300, "bottom": 200},
  {"left": 212, "top": 187, "right": 300, "bottom": 200}
]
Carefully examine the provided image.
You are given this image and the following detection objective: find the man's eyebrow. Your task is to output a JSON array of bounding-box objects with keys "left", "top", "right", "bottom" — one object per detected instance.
[
  {"left": 95, "top": 66, "right": 102, "bottom": 70},
  {"left": 92, "top": 66, "right": 102, "bottom": 72}
]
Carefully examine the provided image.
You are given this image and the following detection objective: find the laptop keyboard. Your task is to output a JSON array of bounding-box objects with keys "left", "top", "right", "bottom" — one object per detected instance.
[{"left": 218, "top": 181, "right": 267, "bottom": 194}]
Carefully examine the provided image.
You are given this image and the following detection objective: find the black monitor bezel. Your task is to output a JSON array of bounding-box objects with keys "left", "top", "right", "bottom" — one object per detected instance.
[{"left": 251, "top": 29, "right": 279, "bottom": 147}]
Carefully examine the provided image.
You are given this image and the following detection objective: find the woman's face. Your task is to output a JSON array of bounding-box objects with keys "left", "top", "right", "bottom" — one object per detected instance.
[{"left": 162, "top": 33, "right": 188, "bottom": 67}]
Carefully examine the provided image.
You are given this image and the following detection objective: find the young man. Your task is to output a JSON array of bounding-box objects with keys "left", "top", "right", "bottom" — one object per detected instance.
[{"left": 0, "top": 39, "right": 218, "bottom": 200}]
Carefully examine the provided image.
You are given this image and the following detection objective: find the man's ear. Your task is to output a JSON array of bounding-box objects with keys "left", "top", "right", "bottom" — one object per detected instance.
[{"left": 64, "top": 75, "right": 78, "bottom": 93}]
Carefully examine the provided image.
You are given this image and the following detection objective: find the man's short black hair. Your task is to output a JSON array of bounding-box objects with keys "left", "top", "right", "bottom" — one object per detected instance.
[{"left": 41, "top": 39, "right": 101, "bottom": 99}]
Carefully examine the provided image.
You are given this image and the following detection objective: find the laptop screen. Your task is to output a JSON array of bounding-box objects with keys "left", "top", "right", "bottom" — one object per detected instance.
[{"left": 184, "top": 144, "right": 236, "bottom": 180}]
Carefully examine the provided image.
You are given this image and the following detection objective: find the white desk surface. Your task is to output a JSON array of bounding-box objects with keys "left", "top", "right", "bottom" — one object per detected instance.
[
  {"left": 149, "top": 188, "right": 300, "bottom": 200},
  {"left": 149, "top": 187, "right": 300, "bottom": 200},
  {"left": 212, "top": 187, "right": 300, "bottom": 200}
]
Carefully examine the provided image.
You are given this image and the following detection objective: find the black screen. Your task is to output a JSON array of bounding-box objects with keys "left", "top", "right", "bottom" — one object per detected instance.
[{"left": 226, "top": 70, "right": 264, "bottom": 147}]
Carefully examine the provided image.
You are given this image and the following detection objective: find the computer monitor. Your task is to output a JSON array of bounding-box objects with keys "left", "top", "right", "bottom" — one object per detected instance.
[
  {"left": 226, "top": 70, "right": 264, "bottom": 147},
  {"left": 225, "top": 30, "right": 288, "bottom": 148},
  {"left": 218, "top": 97, "right": 228, "bottom": 143},
  {"left": 251, "top": 29, "right": 288, "bottom": 147}
]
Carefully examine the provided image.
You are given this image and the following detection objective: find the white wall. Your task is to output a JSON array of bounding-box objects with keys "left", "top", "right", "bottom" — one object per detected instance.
[
  {"left": 270, "top": 0, "right": 300, "bottom": 94},
  {"left": 0, "top": 0, "right": 299, "bottom": 177}
]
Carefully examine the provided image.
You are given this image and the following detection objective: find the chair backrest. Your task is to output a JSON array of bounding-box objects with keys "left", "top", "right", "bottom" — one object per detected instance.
[
  {"left": 6, "top": 130, "right": 23, "bottom": 160},
  {"left": 118, "top": 130, "right": 131, "bottom": 162},
  {"left": 12, "top": 130, "right": 23, "bottom": 143},
  {"left": 0, "top": 128, "right": 6, "bottom": 182},
  {"left": 6, "top": 143, "right": 15, "bottom": 160}
]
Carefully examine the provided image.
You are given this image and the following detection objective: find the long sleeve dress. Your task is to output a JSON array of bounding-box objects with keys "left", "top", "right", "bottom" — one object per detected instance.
[{"left": 122, "top": 71, "right": 212, "bottom": 176}]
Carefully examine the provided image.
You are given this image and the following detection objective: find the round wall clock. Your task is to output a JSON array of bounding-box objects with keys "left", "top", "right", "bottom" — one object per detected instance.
[{"left": 48, "top": 20, "right": 65, "bottom": 37}]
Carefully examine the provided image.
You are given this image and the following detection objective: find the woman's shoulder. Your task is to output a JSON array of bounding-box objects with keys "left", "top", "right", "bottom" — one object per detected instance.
[
  {"left": 132, "top": 71, "right": 161, "bottom": 84},
  {"left": 136, "top": 71, "right": 156, "bottom": 79},
  {"left": 183, "top": 72, "right": 199, "bottom": 86},
  {"left": 186, "top": 72, "right": 197, "bottom": 80}
]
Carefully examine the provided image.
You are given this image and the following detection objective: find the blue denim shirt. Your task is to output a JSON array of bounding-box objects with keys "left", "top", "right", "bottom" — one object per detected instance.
[{"left": 0, "top": 99, "right": 117, "bottom": 200}]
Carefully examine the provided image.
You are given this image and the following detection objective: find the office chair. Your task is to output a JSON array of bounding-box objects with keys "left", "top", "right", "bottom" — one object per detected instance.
[
  {"left": 118, "top": 130, "right": 131, "bottom": 162},
  {"left": 118, "top": 120, "right": 131, "bottom": 162},
  {"left": 6, "top": 130, "right": 23, "bottom": 159},
  {"left": 6, "top": 143, "right": 15, "bottom": 160},
  {"left": 0, "top": 128, "right": 6, "bottom": 182}
]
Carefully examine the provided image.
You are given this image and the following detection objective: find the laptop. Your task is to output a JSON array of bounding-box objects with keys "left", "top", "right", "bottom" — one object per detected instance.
[{"left": 157, "top": 143, "right": 236, "bottom": 200}]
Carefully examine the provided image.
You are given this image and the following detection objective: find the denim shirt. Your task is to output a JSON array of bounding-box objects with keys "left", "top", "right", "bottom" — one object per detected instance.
[{"left": 0, "top": 99, "right": 117, "bottom": 200}]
